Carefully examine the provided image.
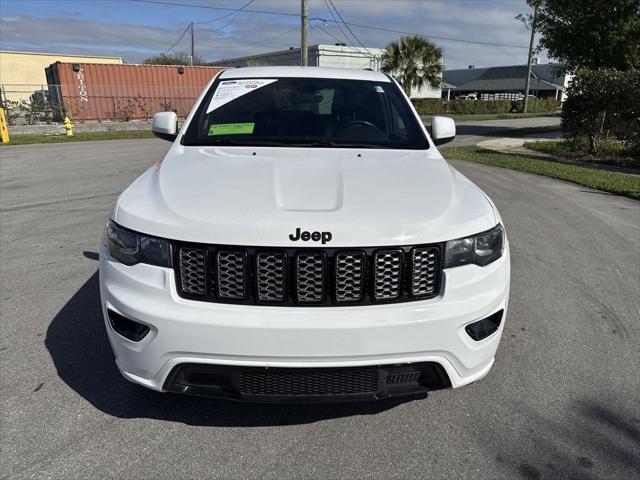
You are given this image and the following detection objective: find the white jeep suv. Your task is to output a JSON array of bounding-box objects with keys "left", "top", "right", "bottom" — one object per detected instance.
[{"left": 100, "top": 67, "right": 510, "bottom": 403}]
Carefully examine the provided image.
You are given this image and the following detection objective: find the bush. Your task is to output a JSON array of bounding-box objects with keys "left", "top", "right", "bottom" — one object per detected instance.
[
  {"left": 411, "top": 98, "right": 512, "bottom": 115},
  {"left": 487, "top": 100, "right": 513, "bottom": 113},
  {"left": 561, "top": 69, "right": 640, "bottom": 154},
  {"left": 512, "top": 98, "right": 560, "bottom": 113},
  {"left": 2, "top": 97, "right": 66, "bottom": 125},
  {"left": 411, "top": 98, "right": 445, "bottom": 115},
  {"left": 451, "top": 99, "right": 512, "bottom": 114},
  {"left": 411, "top": 98, "right": 559, "bottom": 115}
]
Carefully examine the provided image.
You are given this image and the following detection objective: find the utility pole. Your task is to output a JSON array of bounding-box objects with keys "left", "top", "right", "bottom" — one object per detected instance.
[
  {"left": 190, "top": 22, "right": 195, "bottom": 66},
  {"left": 301, "top": 0, "right": 308, "bottom": 66},
  {"left": 523, "top": 4, "right": 538, "bottom": 113}
]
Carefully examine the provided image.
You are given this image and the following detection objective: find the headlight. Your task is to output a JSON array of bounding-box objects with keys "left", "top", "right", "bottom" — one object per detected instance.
[
  {"left": 106, "top": 220, "right": 171, "bottom": 267},
  {"left": 444, "top": 224, "right": 504, "bottom": 268}
]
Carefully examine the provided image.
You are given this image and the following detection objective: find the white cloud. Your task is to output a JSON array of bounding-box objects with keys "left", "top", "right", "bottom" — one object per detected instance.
[{"left": 0, "top": 1, "right": 547, "bottom": 68}]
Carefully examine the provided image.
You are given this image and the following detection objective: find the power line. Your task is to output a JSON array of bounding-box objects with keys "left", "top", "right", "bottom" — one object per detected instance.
[
  {"left": 127, "top": 0, "right": 529, "bottom": 49},
  {"left": 241, "top": 26, "right": 299, "bottom": 47},
  {"left": 194, "top": 11, "right": 237, "bottom": 26},
  {"left": 164, "top": 23, "right": 190, "bottom": 53},
  {"left": 158, "top": 24, "right": 299, "bottom": 63},
  {"left": 199, "top": 0, "right": 255, "bottom": 32},
  {"left": 128, "top": 0, "right": 298, "bottom": 18},
  {"left": 322, "top": 0, "right": 350, "bottom": 45},
  {"left": 311, "top": 22, "right": 345, "bottom": 45},
  {"left": 212, "top": 26, "right": 299, "bottom": 53},
  {"left": 326, "top": 0, "right": 374, "bottom": 57},
  {"left": 341, "top": 21, "right": 529, "bottom": 49}
]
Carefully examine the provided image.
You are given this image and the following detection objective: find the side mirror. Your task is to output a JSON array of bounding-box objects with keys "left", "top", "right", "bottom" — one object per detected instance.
[
  {"left": 430, "top": 116, "right": 456, "bottom": 146},
  {"left": 152, "top": 112, "right": 178, "bottom": 142}
]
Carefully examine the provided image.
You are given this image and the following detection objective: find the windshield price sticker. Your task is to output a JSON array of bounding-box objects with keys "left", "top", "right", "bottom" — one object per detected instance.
[
  {"left": 208, "top": 123, "right": 255, "bottom": 136},
  {"left": 206, "top": 79, "right": 278, "bottom": 113}
]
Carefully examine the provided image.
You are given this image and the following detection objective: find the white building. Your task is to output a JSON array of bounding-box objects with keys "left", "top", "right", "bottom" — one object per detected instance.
[{"left": 207, "top": 44, "right": 442, "bottom": 99}]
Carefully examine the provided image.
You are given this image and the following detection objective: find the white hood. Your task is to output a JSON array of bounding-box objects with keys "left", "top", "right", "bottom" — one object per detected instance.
[{"left": 114, "top": 144, "right": 496, "bottom": 246}]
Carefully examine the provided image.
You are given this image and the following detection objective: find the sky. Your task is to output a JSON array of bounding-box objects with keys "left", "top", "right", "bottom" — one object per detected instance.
[{"left": 0, "top": 0, "right": 547, "bottom": 69}]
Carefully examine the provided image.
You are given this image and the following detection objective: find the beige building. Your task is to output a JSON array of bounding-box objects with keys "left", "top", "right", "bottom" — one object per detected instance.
[{"left": 0, "top": 50, "right": 123, "bottom": 101}]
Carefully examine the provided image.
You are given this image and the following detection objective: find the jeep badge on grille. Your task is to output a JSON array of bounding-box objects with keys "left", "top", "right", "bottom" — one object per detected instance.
[{"left": 289, "top": 228, "right": 332, "bottom": 244}]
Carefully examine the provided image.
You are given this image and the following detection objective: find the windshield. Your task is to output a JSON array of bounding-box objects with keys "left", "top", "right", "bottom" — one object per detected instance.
[{"left": 183, "top": 76, "right": 428, "bottom": 149}]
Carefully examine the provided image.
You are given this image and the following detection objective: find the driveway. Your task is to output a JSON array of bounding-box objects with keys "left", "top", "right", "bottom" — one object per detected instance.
[
  {"left": 445, "top": 115, "right": 562, "bottom": 146},
  {"left": 1, "top": 139, "right": 638, "bottom": 479}
]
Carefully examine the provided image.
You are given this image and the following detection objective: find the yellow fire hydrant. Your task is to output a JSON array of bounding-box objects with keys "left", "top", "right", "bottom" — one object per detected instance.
[{"left": 63, "top": 116, "right": 74, "bottom": 137}]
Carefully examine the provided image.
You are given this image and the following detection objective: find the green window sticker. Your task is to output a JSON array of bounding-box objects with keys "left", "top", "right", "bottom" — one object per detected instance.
[{"left": 208, "top": 123, "right": 255, "bottom": 136}]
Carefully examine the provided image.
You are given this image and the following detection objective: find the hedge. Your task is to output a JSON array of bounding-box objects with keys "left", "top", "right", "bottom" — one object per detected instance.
[
  {"left": 411, "top": 97, "right": 558, "bottom": 115},
  {"left": 512, "top": 98, "right": 560, "bottom": 113},
  {"left": 411, "top": 98, "right": 446, "bottom": 114},
  {"left": 449, "top": 99, "right": 512, "bottom": 114}
]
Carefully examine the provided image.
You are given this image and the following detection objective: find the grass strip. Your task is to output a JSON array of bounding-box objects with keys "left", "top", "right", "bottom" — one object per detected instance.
[
  {"left": 523, "top": 140, "right": 640, "bottom": 169},
  {"left": 440, "top": 146, "right": 640, "bottom": 200},
  {"left": 2, "top": 130, "right": 154, "bottom": 146}
]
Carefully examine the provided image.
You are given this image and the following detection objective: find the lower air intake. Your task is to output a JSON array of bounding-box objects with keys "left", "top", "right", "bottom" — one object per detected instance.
[
  {"left": 239, "top": 370, "right": 378, "bottom": 396},
  {"left": 164, "top": 363, "right": 451, "bottom": 403}
]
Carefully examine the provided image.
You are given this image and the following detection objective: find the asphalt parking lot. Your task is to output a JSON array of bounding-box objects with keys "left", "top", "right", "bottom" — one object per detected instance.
[{"left": 1, "top": 138, "right": 638, "bottom": 480}]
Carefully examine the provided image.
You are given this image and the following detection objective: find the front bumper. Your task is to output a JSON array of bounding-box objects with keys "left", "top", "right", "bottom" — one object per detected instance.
[{"left": 99, "top": 242, "right": 510, "bottom": 401}]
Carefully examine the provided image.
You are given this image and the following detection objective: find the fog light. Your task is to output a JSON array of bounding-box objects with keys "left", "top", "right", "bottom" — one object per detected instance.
[
  {"left": 107, "top": 309, "right": 150, "bottom": 342},
  {"left": 465, "top": 310, "right": 503, "bottom": 341}
]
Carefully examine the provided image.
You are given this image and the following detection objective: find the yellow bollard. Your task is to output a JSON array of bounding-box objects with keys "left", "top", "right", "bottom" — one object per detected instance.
[
  {"left": 0, "top": 107, "right": 10, "bottom": 144},
  {"left": 63, "top": 116, "right": 74, "bottom": 137}
]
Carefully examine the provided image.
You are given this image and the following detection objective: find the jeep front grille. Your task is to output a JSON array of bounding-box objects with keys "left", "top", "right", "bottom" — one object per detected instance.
[
  {"left": 256, "top": 252, "right": 287, "bottom": 302},
  {"left": 216, "top": 250, "right": 247, "bottom": 300},
  {"left": 178, "top": 248, "right": 207, "bottom": 295},
  {"left": 373, "top": 250, "right": 403, "bottom": 300},
  {"left": 410, "top": 247, "right": 439, "bottom": 297},
  {"left": 334, "top": 252, "right": 365, "bottom": 303},
  {"left": 295, "top": 253, "right": 326, "bottom": 304},
  {"left": 175, "top": 244, "right": 441, "bottom": 306}
]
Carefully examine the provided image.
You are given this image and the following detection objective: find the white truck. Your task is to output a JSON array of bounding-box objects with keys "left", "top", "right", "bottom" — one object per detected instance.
[{"left": 100, "top": 67, "right": 510, "bottom": 403}]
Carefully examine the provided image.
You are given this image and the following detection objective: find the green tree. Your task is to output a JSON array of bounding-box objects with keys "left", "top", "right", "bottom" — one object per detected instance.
[
  {"left": 143, "top": 52, "right": 204, "bottom": 66},
  {"left": 381, "top": 36, "right": 443, "bottom": 97},
  {"left": 527, "top": 0, "right": 640, "bottom": 71},
  {"left": 561, "top": 69, "right": 640, "bottom": 154}
]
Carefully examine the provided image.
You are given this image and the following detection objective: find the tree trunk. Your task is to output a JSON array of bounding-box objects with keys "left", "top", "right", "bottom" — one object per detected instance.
[
  {"left": 599, "top": 110, "right": 607, "bottom": 137},
  {"left": 403, "top": 81, "right": 411, "bottom": 97},
  {"left": 589, "top": 133, "right": 598, "bottom": 154}
]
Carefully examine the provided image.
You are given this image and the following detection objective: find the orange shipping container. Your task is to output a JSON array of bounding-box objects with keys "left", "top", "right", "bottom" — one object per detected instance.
[{"left": 45, "top": 62, "right": 225, "bottom": 122}]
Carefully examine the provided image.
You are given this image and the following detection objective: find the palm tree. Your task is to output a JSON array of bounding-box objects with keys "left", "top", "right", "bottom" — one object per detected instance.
[{"left": 381, "top": 36, "right": 443, "bottom": 97}]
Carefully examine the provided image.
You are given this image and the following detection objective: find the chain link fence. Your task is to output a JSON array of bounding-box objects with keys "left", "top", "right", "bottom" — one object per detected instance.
[
  {"left": 0, "top": 84, "right": 203, "bottom": 126},
  {"left": 0, "top": 84, "right": 63, "bottom": 126}
]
